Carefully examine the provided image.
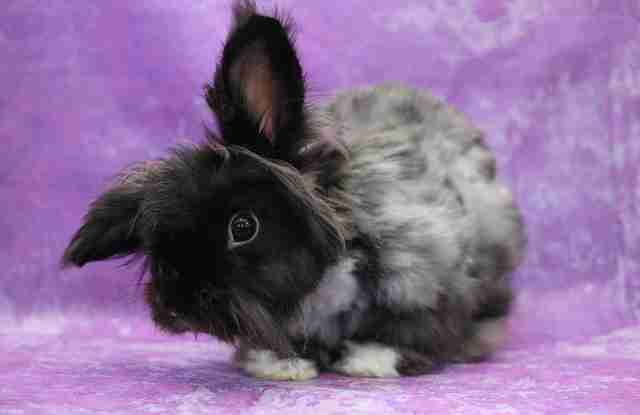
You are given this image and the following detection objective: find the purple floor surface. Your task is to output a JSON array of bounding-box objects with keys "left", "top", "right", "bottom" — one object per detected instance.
[
  {"left": 2, "top": 1, "right": 639, "bottom": 414},
  {"left": 2, "top": 315, "right": 640, "bottom": 414}
]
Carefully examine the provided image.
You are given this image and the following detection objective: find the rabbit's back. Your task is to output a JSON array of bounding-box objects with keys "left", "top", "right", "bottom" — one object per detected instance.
[{"left": 327, "top": 85, "right": 525, "bottom": 314}]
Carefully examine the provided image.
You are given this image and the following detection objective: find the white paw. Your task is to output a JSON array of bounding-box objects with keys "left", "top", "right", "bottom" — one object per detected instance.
[
  {"left": 333, "top": 342, "right": 400, "bottom": 378},
  {"left": 238, "top": 349, "right": 319, "bottom": 381}
]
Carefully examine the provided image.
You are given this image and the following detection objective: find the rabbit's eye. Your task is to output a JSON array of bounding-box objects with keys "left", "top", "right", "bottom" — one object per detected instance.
[{"left": 228, "top": 210, "right": 260, "bottom": 248}]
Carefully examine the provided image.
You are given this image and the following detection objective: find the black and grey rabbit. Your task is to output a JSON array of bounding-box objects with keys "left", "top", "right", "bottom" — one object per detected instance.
[{"left": 62, "top": 1, "right": 525, "bottom": 380}]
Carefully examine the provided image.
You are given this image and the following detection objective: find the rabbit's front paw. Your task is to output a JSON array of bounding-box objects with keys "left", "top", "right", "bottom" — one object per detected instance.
[
  {"left": 333, "top": 342, "right": 401, "bottom": 378},
  {"left": 236, "top": 349, "right": 318, "bottom": 381}
]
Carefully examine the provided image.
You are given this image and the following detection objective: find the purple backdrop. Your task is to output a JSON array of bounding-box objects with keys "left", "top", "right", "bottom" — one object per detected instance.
[{"left": 2, "top": 1, "right": 639, "bottom": 414}]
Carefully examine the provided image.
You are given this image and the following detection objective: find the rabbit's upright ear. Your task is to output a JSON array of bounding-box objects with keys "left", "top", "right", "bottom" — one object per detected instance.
[
  {"left": 62, "top": 180, "right": 145, "bottom": 267},
  {"left": 207, "top": 1, "right": 306, "bottom": 159}
]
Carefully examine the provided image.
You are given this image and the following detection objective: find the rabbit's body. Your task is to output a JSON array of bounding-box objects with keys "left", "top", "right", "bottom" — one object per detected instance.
[
  {"left": 255, "top": 85, "right": 524, "bottom": 378},
  {"left": 63, "top": 2, "right": 525, "bottom": 380}
]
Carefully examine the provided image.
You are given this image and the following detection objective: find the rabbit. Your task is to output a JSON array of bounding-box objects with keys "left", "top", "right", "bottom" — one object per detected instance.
[{"left": 62, "top": 0, "right": 525, "bottom": 381}]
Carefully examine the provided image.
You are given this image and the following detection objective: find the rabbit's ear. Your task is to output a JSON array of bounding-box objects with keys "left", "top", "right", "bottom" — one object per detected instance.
[
  {"left": 207, "top": 1, "right": 306, "bottom": 158},
  {"left": 62, "top": 181, "right": 145, "bottom": 267}
]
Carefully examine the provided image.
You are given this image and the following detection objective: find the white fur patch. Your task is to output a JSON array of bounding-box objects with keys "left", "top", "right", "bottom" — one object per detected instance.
[
  {"left": 333, "top": 342, "right": 400, "bottom": 378},
  {"left": 238, "top": 349, "right": 318, "bottom": 381},
  {"left": 288, "top": 257, "right": 358, "bottom": 338}
]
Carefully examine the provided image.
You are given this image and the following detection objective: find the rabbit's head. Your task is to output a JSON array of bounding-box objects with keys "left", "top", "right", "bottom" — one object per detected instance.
[{"left": 63, "top": 1, "right": 348, "bottom": 355}]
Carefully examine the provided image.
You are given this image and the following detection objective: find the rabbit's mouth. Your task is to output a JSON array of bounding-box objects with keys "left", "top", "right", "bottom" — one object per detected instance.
[
  {"left": 162, "top": 311, "right": 196, "bottom": 334},
  {"left": 152, "top": 307, "right": 238, "bottom": 340},
  {"left": 144, "top": 280, "right": 294, "bottom": 354}
]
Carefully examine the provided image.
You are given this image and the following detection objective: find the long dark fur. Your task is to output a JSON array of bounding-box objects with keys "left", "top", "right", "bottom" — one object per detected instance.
[{"left": 63, "top": 0, "right": 525, "bottom": 378}]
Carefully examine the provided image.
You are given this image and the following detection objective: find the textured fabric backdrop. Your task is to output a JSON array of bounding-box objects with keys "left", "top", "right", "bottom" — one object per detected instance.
[{"left": 2, "top": 1, "right": 639, "bottom": 414}]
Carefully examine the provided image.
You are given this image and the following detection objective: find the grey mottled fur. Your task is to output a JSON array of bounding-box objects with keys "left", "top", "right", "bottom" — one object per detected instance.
[
  {"left": 289, "top": 84, "right": 525, "bottom": 356},
  {"left": 62, "top": 2, "right": 526, "bottom": 379}
]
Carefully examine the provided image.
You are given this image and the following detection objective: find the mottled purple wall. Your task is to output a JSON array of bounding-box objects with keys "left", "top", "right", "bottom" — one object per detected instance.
[{"left": 2, "top": 0, "right": 639, "bottom": 346}]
